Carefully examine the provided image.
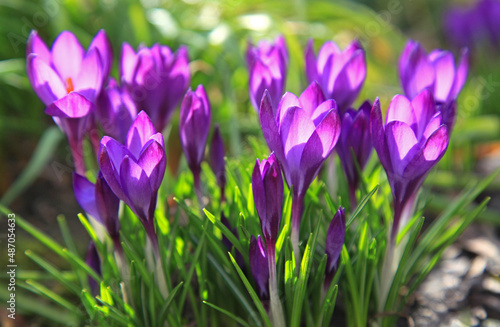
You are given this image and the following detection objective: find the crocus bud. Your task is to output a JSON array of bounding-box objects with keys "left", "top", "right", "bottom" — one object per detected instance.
[
  {"left": 73, "top": 172, "right": 120, "bottom": 242},
  {"left": 99, "top": 111, "right": 166, "bottom": 245},
  {"left": 246, "top": 36, "right": 288, "bottom": 113},
  {"left": 252, "top": 153, "right": 284, "bottom": 244},
  {"left": 85, "top": 241, "right": 101, "bottom": 295},
  {"left": 96, "top": 78, "right": 137, "bottom": 143},
  {"left": 179, "top": 85, "right": 211, "bottom": 174},
  {"left": 209, "top": 124, "right": 226, "bottom": 191},
  {"left": 305, "top": 39, "right": 366, "bottom": 113},
  {"left": 325, "top": 207, "right": 346, "bottom": 279},
  {"left": 249, "top": 235, "right": 269, "bottom": 300},
  {"left": 399, "top": 40, "right": 468, "bottom": 104},
  {"left": 336, "top": 101, "right": 372, "bottom": 205},
  {"left": 371, "top": 90, "right": 449, "bottom": 241},
  {"left": 120, "top": 43, "right": 190, "bottom": 132},
  {"left": 260, "top": 82, "right": 341, "bottom": 201}
]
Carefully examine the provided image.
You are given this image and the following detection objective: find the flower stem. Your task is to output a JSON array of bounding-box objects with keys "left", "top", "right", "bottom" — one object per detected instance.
[
  {"left": 291, "top": 193, "right": 304, "bottom": 271},
  {"left": 267, "top": 243, "right": 285, "bottom": 327},
  {"left": 144, "top": 219, "right": 169, "bottom": 299},
  {"left": 193, "top": 168, "right": 204, "bottom": 210},
  {"left": 68, "top": 137, "right": 86, "bottom": 175}
]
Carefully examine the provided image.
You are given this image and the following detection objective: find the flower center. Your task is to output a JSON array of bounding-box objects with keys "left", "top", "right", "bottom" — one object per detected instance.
[{"left": 65, "top": 77, "right": 74, "bottom": 93}]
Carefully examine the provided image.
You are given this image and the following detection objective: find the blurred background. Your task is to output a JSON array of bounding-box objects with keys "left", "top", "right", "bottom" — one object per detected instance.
[{"left": 0, "top": 0, "right": 499, "bottom": 325}]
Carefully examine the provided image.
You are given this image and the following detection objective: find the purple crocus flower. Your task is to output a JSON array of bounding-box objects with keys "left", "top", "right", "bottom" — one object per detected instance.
[
  {"left": 443, "top": 5, "right": 481, "bottom": 50},
  {"left": 371, "top": 90, "right": 449, "bottom": 242},
  {"left": 179, "top": 85, "right": 211, "bottom": 204},
  {"left": 209, "top": 124, "right": 226, "bottom": 202},
  {"left": 252, "top": 153, "right": 284, "bottom": 245},
  {"left": 96, "top": 78, "right": 138, "bottom": 143},
  {"left": 260, "top": 82, "right": 341, "bottom": 254},
  {"left": 120, "top": 42, "right": 190, "bottom": 132},
  {"left": 249, "top": 235, "right": 269, "bottom": 300},
  {"left": 399, "top": 40, "right": 469, "bottom": 104},
  {"left": 336, "top": 101, "right": 373, "bottom": 207},
  {"left": 73, "top": 172, "right": 121, "bottom": 248},
  {"left": 305, "top": 39, "right": 366, "bottom": 113},
  {"left": 246, "top": 36, "right": 288, "bottom": 113},
  {"left": 26, "top": 30, "right": 112, "bottom": 174},
  {"left": 325, "top": 207, "right": 346, "bottom": 288},
  {"left": 99, "top": 111, "right": 166, "bottom": 249}
]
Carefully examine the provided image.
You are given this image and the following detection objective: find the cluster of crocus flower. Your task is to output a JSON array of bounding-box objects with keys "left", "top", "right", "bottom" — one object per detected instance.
[{"left": 444, "top": 0, "right": 500, "bottom": 51}]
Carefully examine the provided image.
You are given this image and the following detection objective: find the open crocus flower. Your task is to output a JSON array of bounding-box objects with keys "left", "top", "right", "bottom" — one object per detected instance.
[
  {"left": 260, "top": 82, "right": 341, "bottom": 257},
  {"left": 99, "top": 111, "right": 166, "bottom": 249},
  {"left": 305, "top": 39, "right": 366, "bottom": 113},
  {"left": 26, "top": 30, "right": 112, "bottom": 174},
  {"left": 399, "top": 40, "right": 468, "bottom": 104},
  {"left": 120, "top": 42, "right": 190, "bottom": 132},
  {"left": 73, "top": 172, "right": 120, "bottom": 249},
  {"left": 336, "top": 101, "right": 373, "bottom": 207},
  {"left": 246, "top": 35, "right": 288, "bottom": 114},
  {"left": 96, "top": 78, "right": 138, "bottom": 144},
  {"left": 371, "top": 90, "right": 449, "bottom": 242}
]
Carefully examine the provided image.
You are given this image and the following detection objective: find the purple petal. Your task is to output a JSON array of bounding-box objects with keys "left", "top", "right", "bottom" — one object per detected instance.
[
  {"left": 99, "top": 136, "right": 129, "bottom": 201},
  {"left": 126, "top": 111, "right": 157, "bottom": 159},
  {"left": 386, "top": 121, "right": 419, "bottom": 175},
  {"left": 449, "top": 48, "right": 469, "bottom": 100},
  {"left": 27, "top": 54, "right": 66, "bottom": 105},
  {"left": 370, "top": 98, "right": 391, "bottom": 171},
  {"left": 89, "top": 29, "right": 113, "bottom": 81},
  {"left": 386, "top": 95, "right": 416, "bottom": 127},
  {"left": 325, "top": 207, "right": 346, "bottom": 274},
  {"left": 209, "top": 125, "right": 226, "bottom": 188},
  {"left": 74, "top": 47, "right": 103, "bottom": 102},
  {"left": 399, "top": 41, "right": 435, "bottom": 100},
  {"left": 299, "top": 82, "right": 326, "bottom": 117},
  {"left": 120, "top": 156, "right": 153, "bottom": 221},
  {"left": 45, "top": 92, "right": 94, "bottom": 118},
  {"left": 430, "top": 51, "right": 456, "bottom": 102},
  {"left": 262, "top": 155, "right": 283, "bottom": 243},
  {"left": 331, "top": 49, "right": 366, "bottom": 111},
  {"left": 411, "top": 89, "right": 436, "bottom": 138},
  {"left": 252, "top": 159, "right": 267, "bottom": 227},
  {"left": 260, "top": 91, "right": 286, "bottom": 169},
  {"left": 26, "top": 30, "right": 50, "bottom": 62},
  {"left": 422, "top": 125, "right": 449, "bottom": 161},
  {"left": 137, "top": 139, "right": 166, "bottom": 191},
  {"left": 73, "top": 173, "right": 100, "bottom": 221},
  {"left": 51, "top": 31, "right": 84, "bottom": 80},
  {"left": 277, "top": 92, "right": 300, "bottom": 124},
  {"left": 249, "top": 235, "right": 269, "bottom": 299},
  {"left": 95, "top": 173, "right": 120, "bottom": 237},
  {"left": 121, "top": 43, "right": 138, "bottom": 84},
  {"left": 305, "top": 39, "right": 318, "bottom": 84}
]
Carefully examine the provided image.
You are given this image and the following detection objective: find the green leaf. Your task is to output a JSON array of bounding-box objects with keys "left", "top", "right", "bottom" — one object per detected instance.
[
  {"left": 24, "top": 249, "right": 80, "bottom": 295},
  {"left": 206, "top": 252, "right": 261, "bottom": 327},
  {"left": 290, "top": 220, "right": 321, "bottom": 327},
  {"left": 204, "top": 301, "right": 252, "bottom": 327},
  {"left": 204, "top": 208, "right": 248, "bottom": 262},
  {"left": 0, "top": 126, "right": 63, "bottom": 206},
  {"left": 24, "top": 279, "right": 81, "bottom": 313},
  {"left": 347, "top": 185, "right": 379, "bottom": 227},
  {"left": 158, "top": 282, "right": 184, "bottom": 325},
  {"left": 229, "top": 252, "right": 272, "bottom": 327}
]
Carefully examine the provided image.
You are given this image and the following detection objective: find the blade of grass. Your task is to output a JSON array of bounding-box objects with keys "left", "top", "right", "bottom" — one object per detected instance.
[{"left": 203, "top": 301, "right": 252, "bottom": 327}]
